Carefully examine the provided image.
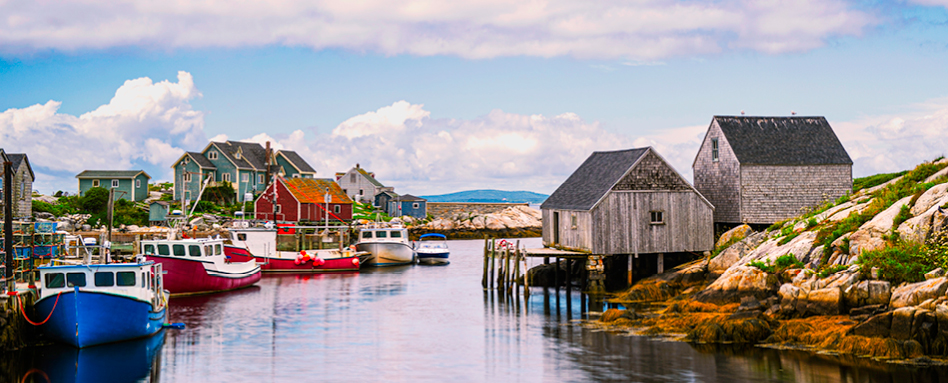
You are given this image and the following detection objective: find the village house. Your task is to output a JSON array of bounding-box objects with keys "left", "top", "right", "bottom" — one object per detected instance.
[
  {"left": 335, "top": 164, "right": 386, "bottom": 205},
  {"left": 692, "top": 116, "right": 852, "bottom": 226},
  {"left": 388, "top": 194, "right": 428, "bottom": 219},
  {"left": 255, "top": 177, "right": 353, "bottom": 223},
  {"left": 541, "top": 147, "right": 714, "bottom": 284},
  {"left": 76, "top": 170, "right": 151, "bottom": 202},
  {"left": 171, "top": 141, "right": 316, "bottom": 204},
  {"left": 0, "top": 149, "right": 35, "bottom": 220}
]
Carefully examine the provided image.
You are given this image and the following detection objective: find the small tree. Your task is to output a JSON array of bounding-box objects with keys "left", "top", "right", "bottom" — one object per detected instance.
[{"left": 81, "top": 187, "right": 110, "bottom": 214}]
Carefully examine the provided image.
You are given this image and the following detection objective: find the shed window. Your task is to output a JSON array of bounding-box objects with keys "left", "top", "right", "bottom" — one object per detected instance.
[
  {"left": 275, "top": 205, "right": 281, "bottom": 213},
  {"left": 67, "top": 272, "right": 87, "bottom": 287},
  {"left": 571, "top": 214, "right": 577, "bottom": 229},
  {"left": 92, "top": 179, "right": 100, "bottom": 187},
  {"left": 359, "top": 189, "right": 363, "bottom": 196},
  {"left": 711, "top": 138, "right": 719, "bottom": 162},
  {"left": 112, "top": 179, "right": 119, "bottom": 188},
  {"left": 650, "top": 211, "right": 665, "bottom": 225},
  {"left": 412, "top": 203, "right": 419, "bottom": 209},
  {"left": 45, "top": 273, "right": 65, "bottom": 288},
  {"left": 350, "top": 173, "right": 356, "bottom": 183},
  {"left": 242, "top": 173, "right": 249, "bottom": 182},
  {"left": 117, "top": 272, "right": 136, "bottom": 286},
  {"left": 94, "top": 272, "right": 114, "bottom": 287},
  {"left": 258, "top": 174, "right": 264, "bottom": 184},
  {"left": 136, "top": 179, "right": 141, "bottom": 188}
]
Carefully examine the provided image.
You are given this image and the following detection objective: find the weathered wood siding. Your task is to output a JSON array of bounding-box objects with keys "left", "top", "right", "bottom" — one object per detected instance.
[
  {"left": 740, "top": 164, "right": 851, "bottom": 224},
  {"left": 541, "top": 208, "right": 593, "bottom": 251},
  {"left": 591, "top": 191, "right": 713, "bottom": 254},
  {"left": 693, "top": 120, "right": 741, "bottom": 223},
  {"left": 255, "top": 180, "right": 299, "bottom": 222}
]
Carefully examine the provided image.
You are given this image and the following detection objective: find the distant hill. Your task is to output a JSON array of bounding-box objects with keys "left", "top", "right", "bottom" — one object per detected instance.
[{"left": 420, "top": 189, "right": 548, "bottom": 204}]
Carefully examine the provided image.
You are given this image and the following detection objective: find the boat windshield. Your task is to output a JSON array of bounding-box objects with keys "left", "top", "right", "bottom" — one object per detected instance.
[
  {"left": 376, "top": 231, "right": 387, "bottom": 238},
  {"left": 390, "top": 231, "right": 402, "bottom": 238},
  {"left": 362, "top": 231, "right": 373, "bottom": 239}
]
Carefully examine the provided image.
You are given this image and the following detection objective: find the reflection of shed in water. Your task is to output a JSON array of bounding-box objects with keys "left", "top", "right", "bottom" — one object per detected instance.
[{"left": 540, "top": 147, "right": 714, "bottom": 288}]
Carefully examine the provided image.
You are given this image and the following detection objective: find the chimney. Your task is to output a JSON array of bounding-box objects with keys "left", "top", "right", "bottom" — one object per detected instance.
[{"left": 356, "top": 163, "right": 360, "bottom": 169}]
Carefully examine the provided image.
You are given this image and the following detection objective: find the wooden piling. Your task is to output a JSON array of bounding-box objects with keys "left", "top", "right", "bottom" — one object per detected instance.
[
  {"left": 482, "top": 237, "right": 489, "bottom": 289},
  {"left": 512, "top": 247, "right": 520, "bottom": 295},
  {"left": 489, "top": 239, "right": 496, "bottom": 290},
  {"left": 522, "top": 250, "right": 530, "bottom": 299},
  {"left": 503, "top": 246, "right": 511, "bottom": 294}
]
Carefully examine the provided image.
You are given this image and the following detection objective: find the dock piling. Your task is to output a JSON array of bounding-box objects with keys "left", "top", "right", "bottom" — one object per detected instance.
[{"left": 481, "top": 238, "right": 489, "bottom": 289}]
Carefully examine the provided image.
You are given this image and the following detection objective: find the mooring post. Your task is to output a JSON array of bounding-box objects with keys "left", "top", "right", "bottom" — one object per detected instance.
[
  {"left": 565, "top": 257, "right": 572, "bottom": 308},
  {"left": 522, "top": 250, "right": 530, "bottom": 300},
  {"left": 481, "top": 237, "right": 489, "bottom": 289},
  {"left": 512, "top": 246, "right": 520, "bottom": 296},
  {"left": 505, "top": 246, "right": 513, "bottom": 293},
  {"left": 489, "top": 239, "right": 496, "bottom": 290},
  {"left": 658, "top": 253, "right": 664, "bottom": 274}
]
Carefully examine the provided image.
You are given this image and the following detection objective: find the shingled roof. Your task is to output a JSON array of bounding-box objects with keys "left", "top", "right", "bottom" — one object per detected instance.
[
  {"left": 278, "top": 151, "right": 316, "bottom": 174},
  {"left": 541, "top": 148, "right": 649, "bottom": 211},
  {"left": 4, "top": 153, "right": 34, "bottom": 180},
  {"left": 714, "top": 116, "right": 852, "bottom": 166},
  {"left": 283, "top": 178, "right": 352, "bottom": 204},
  {"left": 76, "top": 170, "right": 150, "bottom": 179},
  {"left": 355, "top": 168, "right": 384, "bottom": 187}
]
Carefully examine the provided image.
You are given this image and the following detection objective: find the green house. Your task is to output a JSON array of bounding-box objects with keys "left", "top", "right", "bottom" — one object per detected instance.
[{"left": 76, "top": 170, "right": 151, "bottom": 202}]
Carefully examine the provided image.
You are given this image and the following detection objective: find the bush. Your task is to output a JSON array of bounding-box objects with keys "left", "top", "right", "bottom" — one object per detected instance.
[
  {"left": 856, "top": 242, "right": 933, "bottom": 285},
  {"left": 81, "top": 187, "right": 110, "bottom": 214},
  {"left": 817, "top": 264, "right": 849, "bottom": 279},
  {"left": 747, "top": 253, "right": 803, "bottom": 274},
  {"left": 853, "top": 171, "right": 907, "bottom": 192}
]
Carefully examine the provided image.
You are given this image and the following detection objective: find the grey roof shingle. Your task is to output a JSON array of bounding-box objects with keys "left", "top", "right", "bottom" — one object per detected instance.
[
  {"left": 279, "top": 151, "right": 316, "bottom": 174},
  {"left": 227, "top": 141, "right": 268, "bottom": 169},
  {"left": 5, "top": 153, "right": 34, "bottom": 180},
  {"left": 395, "top": 194, "right": 426, "bottom": 202},
  {"left": 540, "top": 148, "right": 649, "bottom": 211},
  {"left": 355, "top": 168, "right": 385, "bottom": 188},
  {"left": 212, "top": 142, "right": 256, "bottom": 170},
  {"left": 188, "top": 152, "right": 217, "bottom": 169},
  {"left": 714, "top": 116, "right": 852, "bottom": 166},
  {"left": 76, "top": 170, "right": 150, "bottom": 179}
]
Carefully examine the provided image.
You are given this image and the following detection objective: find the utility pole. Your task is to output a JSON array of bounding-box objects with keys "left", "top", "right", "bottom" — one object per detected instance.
[{"left": 4, "top": 159, "right": 13, "bottom": 292}]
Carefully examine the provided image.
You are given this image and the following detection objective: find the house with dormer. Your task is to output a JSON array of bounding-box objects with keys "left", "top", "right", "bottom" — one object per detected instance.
[
  {"left": 0, "top": 149, "right": 35, "bottom": 220},
  {"left": 172, "top": 141, "right": 316, "bottom": 203},
  {"left": 335, "top": 164, "right": 386, "bottom": 205}
]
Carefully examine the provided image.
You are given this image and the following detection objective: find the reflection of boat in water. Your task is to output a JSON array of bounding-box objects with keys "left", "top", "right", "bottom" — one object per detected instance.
[
  {"left": 36, "top": 262, "right": 167, "bottom": 348},
  {"left": 226, "top": 224, "right": 368, "bottom": 272},
  {"left": 30, "top": 330, "right": 165, "bottom": 383},
  {"left": 355, "top": 225, "right": 415, "bottom": 266},
  {"left": 414, "top": 233, "right": 450, "bottom": 265},
  {"left": 142, "top": 237, "right": 261, "bottom": 296}
]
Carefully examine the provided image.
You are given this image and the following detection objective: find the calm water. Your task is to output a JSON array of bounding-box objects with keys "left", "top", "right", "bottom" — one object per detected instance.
[{"left": 8, "top": 238, "right": 948, "bottom": 382}]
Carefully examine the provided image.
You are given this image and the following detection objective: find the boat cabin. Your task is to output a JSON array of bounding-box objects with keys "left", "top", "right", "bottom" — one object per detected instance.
[
  {"left": 39, "top": 262, "right": 164, "bottom": 305},
  {"left": 230, "top": 225, "right": 350, "bottom": 258},
  {"left": 359, "top": 227, "right": 409, "bottom": 243},
  {"left": 141, "top": 238, "right": 226, "bottom": 259}
]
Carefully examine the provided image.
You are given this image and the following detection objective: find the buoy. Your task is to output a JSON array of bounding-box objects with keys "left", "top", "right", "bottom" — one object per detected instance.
[
  {"left": 294, "top": 259, "right": 301, "bottom": 265},
  {"left": 352, "top": 258, "right": 359, "bottom": 266},
  {"left": 314, "top": 257, "right": 326, "bottom": 267}
]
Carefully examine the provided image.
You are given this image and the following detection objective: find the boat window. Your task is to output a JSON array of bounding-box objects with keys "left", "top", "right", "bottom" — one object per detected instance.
[
  {"left": 117, "top": 272, "right": 136, "bottom": 286},
  {"left": 362, "top": 231, "right": 373, "bottom": 239},
  {"left": 237, "top": 233, "right": 247, "bottom": 241},
  {"left": 45, "top": 273, "right": 65, "bottom": 288},
  {"left": 173, "top": 244, "right": 186, "bottom": 256},
  {"left": 391, "top": 231, "right": 402, "bottom": 238},
  {"left": 204, "top": 245, "right": 211, "bottom": 256},
  {"left": 376, "top": 231, "right": 387, "bottom": 238},
  {"left": 141, "top": 272, "right": 146, "bottom": 287},
  {"left": 158, "top": 244, "right": 170, "bottom": 256},
  {"left": 144, "top": 244, "right": 155, "bottom": 255},
  {"left": 215, "top": 244, "right": 222, "bottom": 255},
  {"left": 190, "top": 245, "right": 202, "bottom": 257},
  {"left": 147, "top": 272, "right": 152, "bottom": 289},
  {"left": 94, "top": 272, "right": 114, "bottom": 287},
  {"left": 67, "top": 272, "right": 87, "bottom": 287}
]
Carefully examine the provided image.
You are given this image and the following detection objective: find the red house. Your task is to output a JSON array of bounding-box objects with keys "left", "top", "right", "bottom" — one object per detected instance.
[{"left": 255, "top": 177, "right": 353, "bottom": 223}]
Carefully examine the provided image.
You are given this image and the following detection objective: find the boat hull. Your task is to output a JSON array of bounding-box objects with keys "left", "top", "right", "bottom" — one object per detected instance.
[
  {"left": 36, "top": 290, "right": 165, "bottom": 348},
  {"left": 145, "top": 255, "right": 261, "bottom": 296},
  {"left": 416, "top": 251, "right": 450, "bottom": 265},
  {"left": 224, "top": 245, "right": 361, "bottom": 272},
  {"left": 356, "top": 242, "right": 415, "bottom": 266}
]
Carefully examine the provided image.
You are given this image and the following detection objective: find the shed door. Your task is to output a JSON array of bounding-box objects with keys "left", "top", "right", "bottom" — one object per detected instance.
[{"left": 553, "top": 212, "right": 560, "bottom": 245}]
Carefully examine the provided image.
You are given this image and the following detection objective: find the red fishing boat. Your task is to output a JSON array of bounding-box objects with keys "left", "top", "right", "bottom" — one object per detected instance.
[
  {"left": 141, "top": 237, "right": 261, "bottom": 296},
  {"left": 225, "top": 224, "right": 368, "bottom": 272}
]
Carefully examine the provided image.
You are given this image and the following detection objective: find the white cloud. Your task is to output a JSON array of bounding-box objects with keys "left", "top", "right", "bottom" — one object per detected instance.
[
  {"left": 0, "top": 0, "right": 877, "bottom": 59},
  {"left": 0, "top": 71, "right": 204, "bottom": 193}
]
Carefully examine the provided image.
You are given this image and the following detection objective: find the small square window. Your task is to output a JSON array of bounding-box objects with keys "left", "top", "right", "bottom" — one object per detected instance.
[
  {"left": 112, "top": 179, "right": 119, "bottom": 188},
  {"left": 223, "top": 173, "right": 231, "bottom": 182},
  {"left": 333, "top": 205, "right": 341, "bottom": 214},
  {"left": 242, "top": 173, "right": 249, "bottom": 182},
  {"left": 650, "top": 211, "right": 664, "bottom": 225},
  {"left": 92, "top": 179, "right": 100, "bottom": 187},
  {"left": 412, "top": 202, "right": 419, "bottom": 209},
  {"left": 208, "top": 151, "right": 218, "bottom": 160},
  {"left": 136, "top": 179, "right": 141, "bottom": 188}
]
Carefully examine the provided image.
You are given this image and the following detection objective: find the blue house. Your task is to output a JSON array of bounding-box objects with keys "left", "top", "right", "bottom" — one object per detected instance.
[
  {"left": 388, "top": 194, "right": 427, "bottom": 219},
  {"left": 76, "top": 170, "right": 151, "bottom": 202},
  {"left": 172, "top": 141, "right": 316, "bottom": 203}
]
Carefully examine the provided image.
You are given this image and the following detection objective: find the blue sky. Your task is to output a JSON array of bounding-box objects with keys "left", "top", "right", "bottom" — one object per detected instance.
[{"left": 2, "top": 0, "right": 948, "bottom": 196}]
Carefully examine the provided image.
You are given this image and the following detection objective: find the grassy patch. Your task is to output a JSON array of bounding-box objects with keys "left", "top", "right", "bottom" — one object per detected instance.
[
  {"left": 747, "top": 254, "right": 803, "bottom": 274},
  {"left": 853, "top": 171, "right": 907, "bottom": 192},
  {"left": 856, "top": 241, "right": 933, "bottom": 285},
  {"left": 817, "top": 264, "right": 849, "bottom": 279},
  {"left": 711, "top": 235, "right": 742, "bottom": 259}
]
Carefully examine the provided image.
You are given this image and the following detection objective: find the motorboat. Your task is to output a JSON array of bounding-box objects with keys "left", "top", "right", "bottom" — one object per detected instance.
[
  {"left": 141, "top": 237, "right": 261, "bottom": 296},
  {"left": 34, "top": 261, "right": 167, "bottom": 348},
  {"left": 226, "top": 224, "right": 367, "bottom": 272},
  {"left": 355, "top": 224, "right": 415, "bottom": 266},
  {"left": 414, "top": 233, "right": 449, "bottom": 265}
]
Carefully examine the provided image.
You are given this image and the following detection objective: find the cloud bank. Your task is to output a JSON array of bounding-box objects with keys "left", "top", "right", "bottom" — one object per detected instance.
[{"left": 1, "top": 0, "right": 876, "bottom": 59}]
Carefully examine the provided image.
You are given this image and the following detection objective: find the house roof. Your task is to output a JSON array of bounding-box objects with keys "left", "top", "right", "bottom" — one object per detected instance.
[
  {"left": 278, "top": 151, "right": 317, "bottom": 174},
  {"left": 541, "top": 148, "right": 650, "bottom": 211},
  {"left": 5, "top": 153, "right": 34, "bottom": 180},
  {"left": 227, "top": 140, "right": 268, "bottom": 169},
  {"left": 283, "top": 177, "right": 352, "bottom": 204},
  {"left": 355, "top": 168, "right": 384, "bottom": 188},
  {"left": 376, "top": 190, "right": 398, "bottom": 198},
  {"left": 713, "top": 116, "right": 853, "bottom": 166},
  {"left": 210, "top": 142, "right": 256, "bottom": 170},
  {"left": 76, "top": 170, "right": 151, "bottom": 180},
  {"left": 395, "top": 194, "right": 426, "bottom": 202},
  {"left": 170, "top": 152, "right": 217, "bottom": 169}
]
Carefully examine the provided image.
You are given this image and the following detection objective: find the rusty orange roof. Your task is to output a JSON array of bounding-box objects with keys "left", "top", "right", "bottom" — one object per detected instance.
[{"left": 283, "top": 177, "right": 352, "bottom": 204}]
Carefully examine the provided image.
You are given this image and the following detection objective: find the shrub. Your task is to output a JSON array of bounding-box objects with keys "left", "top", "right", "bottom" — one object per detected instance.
[
  {"left": 891, "top": 204, "right": 912, "bottom": 233},
  {"left": 856, "top": 242, "right": 932, "bottom": 285},
  {"left": 806, "top": 217, "right": 818, "bottom": 229},
  {"left": 817, "top": 264, "right": 849, "bottom": 279},
  {"left": 778, "top": 232, "right": 800, "bottom": 246},
  {"left": 747, "top": 259, "right": 775, "bottom": 273},
  {"left": 767, "top": 219, "right": 788, "bottom": 232},
  {"left": 747, "top": 254, "right": 802, "bottom": 274},
  {"left": 711, "top": 236, "right": 742, "bottom": 259},
  {"left": 853, "top": 171, "right": 907, "bottom": 192}
]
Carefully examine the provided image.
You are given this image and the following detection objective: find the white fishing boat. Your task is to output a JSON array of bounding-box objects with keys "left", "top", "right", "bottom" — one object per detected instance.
[{"left": 354, "top": 224, "right": 415, "bottom": 266}]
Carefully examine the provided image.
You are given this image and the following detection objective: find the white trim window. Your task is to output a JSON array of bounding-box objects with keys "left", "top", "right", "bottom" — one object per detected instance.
[
  {"left": 235, "top": 152, "right": 241, "bottom": 160},
  {"left": 223, "top": 173, "right": 231, "bottom": 182},
  {"left": 135, "top": 179, "right": 141, "bottom": 188},
  {"left": 184, "top": 157, "right": 190, "bottom": 164},
  {"left": 711, "top": 138, "right": 719, "bottom": 162},
  {"left": 650, "top": 211, "right": 665, "bottom": 225},
  {"left": 111, "top": 179, "right": 119, "bottom": 188},
  {"left": 183, "top": 173, "right": 192, "bottom": 182},
  {"left": 333, "top": 205, "right": 341, "bottom": 214},
  {"left": 412, "top": 202, "right": 420, "bottom": 209},
  {"left": 208, "top": 151, "right": 218, "bottom": 160},
  {"left": 241, "top": 173, "right": 249, "bottom": 182},
  {"left": 275, "top": 204, "right": 281, "bottom": 213},
  {"left": 92, "top": 179, "right": 100, "bottom": 187},
  {"left": 258, "top": 174, "right": 264, "bottom": 184}
]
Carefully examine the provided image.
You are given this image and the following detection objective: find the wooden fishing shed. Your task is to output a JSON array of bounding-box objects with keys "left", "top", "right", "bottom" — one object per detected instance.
[{"left": 540, "top": 147, "right": 714, "bottom": 286}]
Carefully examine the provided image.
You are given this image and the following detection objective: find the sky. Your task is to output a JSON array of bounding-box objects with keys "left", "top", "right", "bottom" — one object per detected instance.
[{"left": 2, "top": 0, "right": 948, "bottom": 196}]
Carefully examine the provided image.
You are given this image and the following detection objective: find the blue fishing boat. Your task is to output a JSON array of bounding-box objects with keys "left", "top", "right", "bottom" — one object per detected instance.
[
  {"left": 414, "top": 233, "right": 450, "bottom": 265},
  {"left": 35, "top": 261, "right": 168, "bottom": 348}
]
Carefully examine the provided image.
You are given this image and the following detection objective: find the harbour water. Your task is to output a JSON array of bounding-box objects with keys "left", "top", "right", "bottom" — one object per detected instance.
[{"left": 7, "top": 238, "right": 948, "bottom": 382}]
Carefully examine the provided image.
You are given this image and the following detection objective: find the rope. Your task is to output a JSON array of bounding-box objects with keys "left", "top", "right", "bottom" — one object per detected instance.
[{"left": 17, "top": 291, "right": 62, "bottom": 326}]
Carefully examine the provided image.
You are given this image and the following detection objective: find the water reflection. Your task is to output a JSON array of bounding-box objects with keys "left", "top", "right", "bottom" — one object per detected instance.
[{"left": 18, "top": 331, "right": 165, "bottom": 383}]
